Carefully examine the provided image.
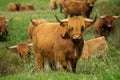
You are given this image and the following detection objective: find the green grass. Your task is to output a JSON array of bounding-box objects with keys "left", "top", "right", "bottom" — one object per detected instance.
[{"left": 0, "top": 0, "right": 120, "bottom": 80}]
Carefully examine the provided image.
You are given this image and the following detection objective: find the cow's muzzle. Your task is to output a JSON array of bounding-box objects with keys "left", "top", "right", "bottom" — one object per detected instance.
[{"left": 72, "top": 35, "right": 81, "bottom": 40}]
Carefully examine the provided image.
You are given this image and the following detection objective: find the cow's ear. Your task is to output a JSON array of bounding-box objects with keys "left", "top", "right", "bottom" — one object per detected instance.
[
  {"left": 60, "top": 21, "right": 68, "bottom": 27},
  {"left": 85, "top": 19, "right": 94, "bottom": 28},
  {"left": 31, "top": 19, "right": 36, "bottom": 26}
]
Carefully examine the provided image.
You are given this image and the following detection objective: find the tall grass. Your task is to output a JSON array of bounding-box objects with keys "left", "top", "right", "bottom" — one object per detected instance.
[{"left": 0, "top": 0, "right": 120, "bottom": 79}]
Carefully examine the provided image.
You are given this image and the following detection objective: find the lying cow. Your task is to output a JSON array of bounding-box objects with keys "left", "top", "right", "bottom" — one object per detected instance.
[
  {"left": 6, "top": 41, "right": 32, "bottom": 59},
  {"left": 0, "top": 16, "right": 9, "bottom": 36},
  {"left": 94, "top": 15, "right": 119, "bottom": 38},
  {"left": 82, "top": 36, "right": 108, "bottom": 60},
  {"left": 31, "top": 14, "right": 96, "bottom": 72},
  {"left": 8, "top": 3, "right": 19, "bottom": 11},
  {"left": 8, "top": 3, "right": 34, "bottom": 11},
  {"left": 28, "top": 19, "right": 48, "bottom": 39}
]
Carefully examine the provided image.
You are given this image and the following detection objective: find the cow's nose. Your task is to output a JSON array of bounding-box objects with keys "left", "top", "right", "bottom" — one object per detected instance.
[
  {"left": 108, "top": 25, "right": 112, "bottom": 27},
  {"left": 72, "top": 35, "right": 81, "bottom": 39}
]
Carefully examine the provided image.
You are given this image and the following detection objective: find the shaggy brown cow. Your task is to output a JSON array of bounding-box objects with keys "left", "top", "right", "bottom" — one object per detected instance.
[
  {"left": 57, "top": 0, "right": 96, "bottom": 14},
  {"left": 82, "top": 36, "right": 108, "bottom": 60},
  {"left": 8, "top": 3, "right": 19, "bottom": 11},
  {"left": 18, "top": 3, "right": 34, "bottom": 11},
  {"left": 6, "top": 42, "right": 32, "bottom": 59},
  {"left": 28, "top": 19, "right": 48, "bottom": 39},
  {"left": 8, "top": 3, "right": 34, "bottom": 11},
  {"left": 50, "top": 0, "right": 58, "bottom": 10},
  {"left": 31, "top": 15, "right": 96, "bottom": 72},
  {"left": 62, "top": 0, "right": 96, "bottom": 18},
  {"left": 94, "top": 15, "right": 119, "bottom": 38},
  {"left": 0, "top": 16, "right": 9, "bottom": 36}
]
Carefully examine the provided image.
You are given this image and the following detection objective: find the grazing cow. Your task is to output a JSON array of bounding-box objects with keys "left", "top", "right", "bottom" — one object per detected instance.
[
  {"left": 94, "top": 15, "right": 119, "bottom": 38},
  {"left": 8, "top": 3, "right": 34, "bottom": 11},
  {"left": 61, "top": 0, "right": 96, "bottom": 18},
  {"left": 50, "top": 0, "right": 58, "bottom": 10},
  {"left": 6, "top": 41, "right": 32, "bottom": 59},
  {"left": 28, "top": 19, "right": 48, "bottom": 39},
  {"left": 57, "top": 0, "right": 96, "bottom": 14},
  {"left": 82, "top": 36, "right": 108, "bottom": 60},
  {"left": 31, "top": 14, "right": 96, "bottom": 72},
  {"left": 0, "top": 16, "right": 9, "bottom": 36}
]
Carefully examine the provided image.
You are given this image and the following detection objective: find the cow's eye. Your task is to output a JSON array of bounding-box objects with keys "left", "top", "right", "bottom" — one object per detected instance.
[{"left": 69, "top": 27, "right": 73, "bottom": 31}]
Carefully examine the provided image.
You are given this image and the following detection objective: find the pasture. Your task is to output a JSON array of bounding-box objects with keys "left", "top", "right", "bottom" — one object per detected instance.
[{"left": 0, "top": 0, "right": 120, "bottom": 80}]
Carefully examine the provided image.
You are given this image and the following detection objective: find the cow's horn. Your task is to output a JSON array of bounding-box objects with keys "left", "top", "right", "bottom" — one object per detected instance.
[
  {"left": 100, "top": 16, "right": 106, "bottom": 19},
  {"left": 9, "top": 45, "right": 17, "bottom": 49},
  {"left": 113, "top": 16, "right": 120, "bottom": 19},
  {"left": 53, "top": 12, "right": 61, "bottom": 23},
  {"left": 28, "top": 43, "right": 33, "bottom": 47}
]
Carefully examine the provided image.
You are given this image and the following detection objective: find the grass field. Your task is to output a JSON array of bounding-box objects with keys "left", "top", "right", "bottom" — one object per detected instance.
[{"left": 0, "top": 0, "right": 120, "bottom": 80}]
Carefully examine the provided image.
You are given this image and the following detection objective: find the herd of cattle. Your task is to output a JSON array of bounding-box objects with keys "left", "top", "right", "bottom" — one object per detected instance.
[{"left": 0, "top": 0, "right": 120, "bottom": 73}]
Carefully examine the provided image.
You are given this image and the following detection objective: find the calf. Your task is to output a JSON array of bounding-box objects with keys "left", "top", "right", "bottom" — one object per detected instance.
[
  {"left": 6, "top": 42, "right": 32, "bottom": 59},
  {"left": 82, "top": 36, "right": 108, "bottom": 60}
]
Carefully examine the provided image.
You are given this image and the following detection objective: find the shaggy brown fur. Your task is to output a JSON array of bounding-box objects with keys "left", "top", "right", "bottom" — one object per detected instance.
[
  {"left": 8, "top": 3, "right": 34, "bottom": 11},
  {"left": 28, "top": 19, "right": 48, "bottom": 39},
  {"left": 31, "top": 16, "right": 95, "bottom": 73},
  {"left": 94, "top": 15, "right": 119, "bottom": 38},
  {"left": 58, "top": 0, "right": 96, "bottom": 14},
  {"left": 50, "top": 0, "right": 58, "bottom": 10},
  {"left": 6, "top": 41, "right": 32, "bottom": 59},
  {"left": 62, "top": 0, "right": 96, "bottom": 18},
  {"left": 0, "top": 16, "right": 9, "bottom": 36},
  {"left": 8, "top": 3, "right": 19, "bottom": 11},
  {"left": 82, "top": 36, "right": 108, "bottom": 60}
]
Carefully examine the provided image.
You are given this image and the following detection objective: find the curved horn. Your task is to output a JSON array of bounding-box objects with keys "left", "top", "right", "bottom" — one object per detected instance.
[
  {"left": 53, "top": 11, "right": 61, "bottom": 23},
  {"left": 100, "top": 16, "right": 106, "bottom": 19},
  {"left": 113, "top": 16, "right": 120, "bottom": 19},
  {"left": 28, "top": 43, "right": 33, "bottom": 47},
  {"left": 8, "top": 45, "right": 17, "bottom": 49}
]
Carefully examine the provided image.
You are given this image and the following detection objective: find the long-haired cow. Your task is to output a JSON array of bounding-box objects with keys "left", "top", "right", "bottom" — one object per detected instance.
[
  {"left": 82, "top": 36, "right": 108, "bottom": 60},
  {"left": 62, "top": 0, "right": 96, "bottom": 18},
  {"left": 8, "top": 3, "right": 34, "bottom": 11},
  {"left": 0, "top": 16, "right": 9, "bottom": 36},
  {"left": 6, "top": 41, "right": 32, "bottom": 59},
  {"left": 94, "top": 15, "right": 119, "bottom": 38},
  {"left": 31, "top": 15, "right": 96, "bottom": 72}
]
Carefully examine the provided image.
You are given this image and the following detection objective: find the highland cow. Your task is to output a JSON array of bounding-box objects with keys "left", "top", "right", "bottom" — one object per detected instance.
[
  {"left": 94, "top": 15, "right": 119, "bottom": 38},
  {"left": 31, "top": 14, "right": 96, "bottom": 73}
]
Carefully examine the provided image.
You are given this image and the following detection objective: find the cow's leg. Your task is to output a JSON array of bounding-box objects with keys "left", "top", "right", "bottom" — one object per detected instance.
[
  {"left": 48, "top": 60, "right": 57, "bottom": 71},
  {"left": 34, "top": 47, "right": 44, "bottom": 71},
  {"left": 36, "top": 53, "right": 44, "bottom": 71},
  {"left": 70, "top": 59, "right": 77, "bottom": 73}
]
